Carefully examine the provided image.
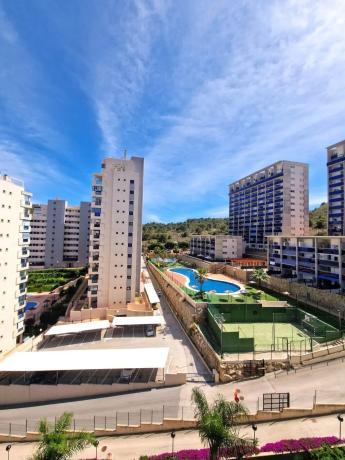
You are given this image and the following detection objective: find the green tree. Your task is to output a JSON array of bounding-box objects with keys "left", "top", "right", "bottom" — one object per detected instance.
[
  {"left": 311, "top": 445, "right": 345, "bottom": 459},
  {"left": 195, "top": 268, "right": 208, "bottom": 298},
  {"left": 30, "top": 412, "right": 97, "bottom": 460},
  {"left": 252, "top": 268, "right": 269, "bottom": 287},
  {"left": 165, "top": 241, "right": 176, "bottom": 250},
  {"left": 192, "top": 387, "right": 250, "bottom": 460}
]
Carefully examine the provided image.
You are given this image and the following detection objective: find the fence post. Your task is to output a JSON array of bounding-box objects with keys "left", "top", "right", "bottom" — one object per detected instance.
[{"left": 93, "top": 415, "right": 96, "bottom": 431}]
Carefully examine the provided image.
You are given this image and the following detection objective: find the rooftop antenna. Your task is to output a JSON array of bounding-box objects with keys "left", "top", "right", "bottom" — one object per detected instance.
[{"left": 124, "top": 149, "right": 127, "bottom": 160}]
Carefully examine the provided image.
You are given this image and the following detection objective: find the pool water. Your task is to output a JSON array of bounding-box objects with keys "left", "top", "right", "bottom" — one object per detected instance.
[
  {"left": 169, "top": 267, "right": 241, "bottom": 294},
  {"left": 25, "top": 301, "right": 38, "bottom": 311}
]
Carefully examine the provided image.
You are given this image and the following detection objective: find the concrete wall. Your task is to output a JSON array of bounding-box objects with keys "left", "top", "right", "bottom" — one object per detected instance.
[
  {"left": 3, "top": 402, "right": 345, "bottom": 442},
  {"left": 0, "top": 377, "right": 185, "bottom": 406}
]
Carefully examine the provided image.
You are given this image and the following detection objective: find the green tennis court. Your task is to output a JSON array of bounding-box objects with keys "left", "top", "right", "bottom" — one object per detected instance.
[{"left": 223, "top": 322, "right": 309, "bottom": 349}]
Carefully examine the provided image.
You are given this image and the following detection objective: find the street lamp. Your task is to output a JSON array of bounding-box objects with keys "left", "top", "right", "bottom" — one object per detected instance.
[
  {"left": 337, "top": 415, "right": 344, "bottom": 439},
  {"left": 5, "top": 445, "right": 11, "bottom": 460},
  {"left": 95, "top": 440, "right": 99, "bottom": 459},
  {"left": 251, "top": 424, "right": 257, "bottom": 444},
  {"left": 225, "top": 289, "right": 231, "bottom": 303},
  {"left": 170, "top": 430, "right": 176, "bottom": 456}
]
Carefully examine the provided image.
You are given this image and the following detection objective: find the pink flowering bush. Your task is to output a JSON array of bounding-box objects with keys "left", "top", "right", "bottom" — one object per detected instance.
[
  {"left": 260, "top": 436, "right": 342, "bottom": 453},
  {"left": 148, "top": 444, "right": 258, "bottom": 459}
]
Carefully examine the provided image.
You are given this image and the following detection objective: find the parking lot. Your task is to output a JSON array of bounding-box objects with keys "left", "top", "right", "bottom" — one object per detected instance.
[{"left": 37, "top": 288, "right": 212, "bottom": 380}]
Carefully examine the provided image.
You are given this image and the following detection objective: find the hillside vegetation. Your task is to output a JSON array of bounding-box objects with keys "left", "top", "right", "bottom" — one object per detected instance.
[
  {"left": 143, "top": 203, "right": 329, "bottom": 252},
  {"left": 143, "top": 218, "right": 228, "bottom": 252},
  {"left": 309, "top": 202, "right": 328, "bottom": 235}
]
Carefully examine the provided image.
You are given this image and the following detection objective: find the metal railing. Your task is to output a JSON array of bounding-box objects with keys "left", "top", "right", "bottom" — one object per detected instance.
[{"left": 0, "top": 405, "right": 196, "bottom": 437}]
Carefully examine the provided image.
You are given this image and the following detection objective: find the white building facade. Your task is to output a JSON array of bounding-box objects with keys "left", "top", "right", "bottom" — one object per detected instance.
[
  {"left": 190, "top": 235, "right": 244, "bottom": 261},
  {"left": 0, "top": 175, "right": 31, "bottom": 355},
  {"left": 229, "top": 161, "right": 309, "bottom": 250},
  {"left": 88, "top": 156, "right": 144, "bottom": 310},
  {"left": 29, "top": 200, "right": 90, "bottom": 268}
]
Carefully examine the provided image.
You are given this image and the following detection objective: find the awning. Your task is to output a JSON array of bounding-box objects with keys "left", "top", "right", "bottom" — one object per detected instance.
[
  {"left": 112, "top": 315, "right": 166, "bottom": 327},
  {"left": 318, "top": 274, "right": 339, "bottom": 282},
  {"left": 45, "top": 320, "right": 110, "bottom": 336},
  {"left": 144, "top": 283, "right": 160, "bottom": 304},
  {"left": 0, "top": 348, "right": 170, "bottom": 372}
]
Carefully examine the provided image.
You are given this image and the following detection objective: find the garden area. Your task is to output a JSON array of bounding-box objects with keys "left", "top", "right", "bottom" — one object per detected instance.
[{"left": 27, "top": 267, "right": 87, "bottom": 293}]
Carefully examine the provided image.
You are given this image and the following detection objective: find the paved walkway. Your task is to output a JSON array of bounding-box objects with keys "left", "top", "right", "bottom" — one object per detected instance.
[{"left": 5, "top": 414, "right": 343, "bottom": 460}]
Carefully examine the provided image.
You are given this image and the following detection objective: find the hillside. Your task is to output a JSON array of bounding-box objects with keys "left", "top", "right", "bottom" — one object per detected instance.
[
  {"left": 143, "top": 203, "right": 329, "bottom": 252},
  {"left": 309, "top": 202, "right": 328, "bottom": 235},
  {"left": 143, "top": 218, "right": 228, "bottom": 251}
]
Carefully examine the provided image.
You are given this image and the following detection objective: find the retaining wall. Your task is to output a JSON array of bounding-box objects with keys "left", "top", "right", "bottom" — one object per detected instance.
[{"left": 3, "top": 402, "right": 345, "bottom": 443}]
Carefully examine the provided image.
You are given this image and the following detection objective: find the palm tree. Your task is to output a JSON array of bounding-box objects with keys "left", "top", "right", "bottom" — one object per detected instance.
[
  {"left": 195, "top": 268, "right": 208, "bottom": 299},
  {"left": 252, "top": 268, "right": 269, "bottom": 288},
  {"left": 192, "top": 387, "right": 251, "bottom": 460},
  {"left": 30, "top": 412, "right": 97, "bottom": 460}
]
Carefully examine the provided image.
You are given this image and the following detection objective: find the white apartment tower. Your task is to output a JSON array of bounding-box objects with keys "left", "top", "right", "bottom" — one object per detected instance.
[
  {"left": 88, "top": 156, "right": 144, "bottom": 310},
  {"left": 29, "top": 200, "right": 90, "bottom": 268},
  {"left": 0, "top": 175, "right": 31, "bottom": 355}
]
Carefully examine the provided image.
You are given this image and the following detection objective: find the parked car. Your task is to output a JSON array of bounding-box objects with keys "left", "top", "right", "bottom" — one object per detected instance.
[
  {"left": 120, "top": 369, "right": 134, "bottom": 383},
  {"left": 145, "top": 325, "right": 155, "bottom": 337}
]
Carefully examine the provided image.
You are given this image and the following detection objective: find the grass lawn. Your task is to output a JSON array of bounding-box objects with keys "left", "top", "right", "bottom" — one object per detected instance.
[
  {"left": 182, "top": 285, "right": 279, "bottom": 304},
  {"left": 27, "top": 268, "right": 86, "bottom": 293}
]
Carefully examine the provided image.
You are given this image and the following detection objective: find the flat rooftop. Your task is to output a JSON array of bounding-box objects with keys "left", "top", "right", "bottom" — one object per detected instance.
[{"left": 0, "top": 348, "right": 170, "bottom": 372}]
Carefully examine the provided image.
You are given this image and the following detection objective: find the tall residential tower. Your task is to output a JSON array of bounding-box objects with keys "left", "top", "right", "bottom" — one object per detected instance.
[
  {"left": 88, "top": 156, "right": 144, "bottom": 311},
  {"left": 29, "top": 200, "right": 90, "bottom": 268},
  {"left": 229, "top": 161, "right": 309, "bottom": 250},
  {"left": 0, "top": 175, "right": 31, "bottom": 355},
  {"left": 327, "top": 140, "right": 345, "bottom": 235}
]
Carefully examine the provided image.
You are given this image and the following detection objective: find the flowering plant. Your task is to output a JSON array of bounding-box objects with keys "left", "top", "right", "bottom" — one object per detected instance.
[{"left": 260, "top": 436, "right": 342, "bottom": 453}]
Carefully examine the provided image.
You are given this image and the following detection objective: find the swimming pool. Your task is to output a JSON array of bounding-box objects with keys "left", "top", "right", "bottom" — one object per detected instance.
[
  {"left": 169, "top": 267, "right": 241, "bottom": 294},
  {"left": 25, "top": 301, "right": 38, "bottom": 311}
]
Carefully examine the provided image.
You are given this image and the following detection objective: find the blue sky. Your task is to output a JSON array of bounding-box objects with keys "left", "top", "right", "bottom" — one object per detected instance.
[{"left": 1, "top": 0, "right": 345, "bottom": 223}]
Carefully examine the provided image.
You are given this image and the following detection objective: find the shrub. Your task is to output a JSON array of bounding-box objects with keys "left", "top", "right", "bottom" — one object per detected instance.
[{"left": 260, "top": 436, "right": 342, "bottom": 454}]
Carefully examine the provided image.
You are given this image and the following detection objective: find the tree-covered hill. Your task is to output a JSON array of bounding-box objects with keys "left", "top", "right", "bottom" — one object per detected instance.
[
  {"left": 142, "top": 203, "right": 329, "bottom": 252},
  {"left": 309, "top": 202, "right": 328, "bottom": 235},
  {"left": 143, "top": 218, "right": 228, "bottom": 252}
]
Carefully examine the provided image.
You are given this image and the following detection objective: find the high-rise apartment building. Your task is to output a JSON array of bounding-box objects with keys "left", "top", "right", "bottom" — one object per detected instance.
[
  {"left": 229, "top": 161, "right": 309, "bottom": 250},
  {"left": 29, "top": 200, "right": 90, "bottom": 268},
  {"left": 327, "top": 140, "right": 345, "bottom": 236},
  {"left": 88, "top": 156, "right": 144, "bottom": 310},
  {"left": 0, "top": 175, "right": 31, "bottom": 355}
]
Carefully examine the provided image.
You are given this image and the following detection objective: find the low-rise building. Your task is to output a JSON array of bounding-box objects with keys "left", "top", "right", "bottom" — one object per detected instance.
[
  {"left": 190, "top": 235, "right": 244, "bottom": 261},
  {"left": 0, "top": 175, "right": 32, "bottom": 355},
  {"left": 268, "top": 235, "right": 345, "bottom": 291},
  {"left": 29, "top": 199, "right": 90, "bottom": 268}
]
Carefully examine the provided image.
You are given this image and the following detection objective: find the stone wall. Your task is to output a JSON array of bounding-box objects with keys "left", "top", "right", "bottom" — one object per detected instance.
[
  {"left": 263, "top": 276, "right": 345, "bottom": 320},
  {"left": 178, "top": 254, "right": 222, "bottom": 273},
  {"left": 223, "top": 265, "right": 253, "bottom": 283}
]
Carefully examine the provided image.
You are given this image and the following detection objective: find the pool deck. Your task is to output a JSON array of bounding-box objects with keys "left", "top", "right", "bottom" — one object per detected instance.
[
  {"left": 166, "top": 269, "right": 244, "bottom": 294},
  {"left": 25, "top": 293, "right": 58, "bottom": 324}
]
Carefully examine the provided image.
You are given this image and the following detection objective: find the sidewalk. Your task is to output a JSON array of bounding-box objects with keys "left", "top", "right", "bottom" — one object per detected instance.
[{"left": 6, "top": 413, "right": 343, "bottom": 460}]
